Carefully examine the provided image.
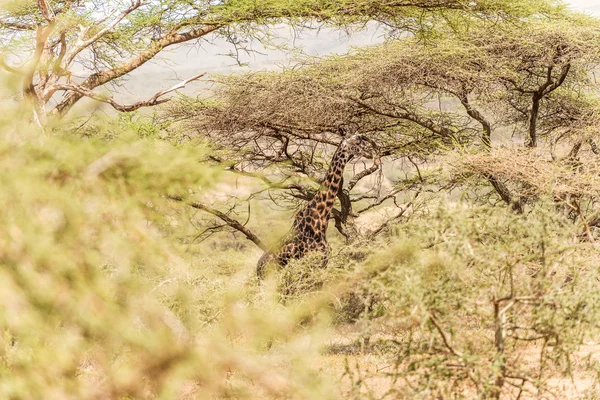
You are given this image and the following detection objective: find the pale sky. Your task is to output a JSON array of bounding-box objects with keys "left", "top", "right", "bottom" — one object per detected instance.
[
  {"left": 569, "top": 0, "right": 600, "bottom": 15},
  {"left": 117, "top": 0, "right": 599, "bottom": 102}
]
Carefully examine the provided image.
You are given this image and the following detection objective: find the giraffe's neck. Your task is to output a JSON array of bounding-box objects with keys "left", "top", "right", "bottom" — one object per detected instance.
[{"left": 311, "top": 147, "right": 351, "bottom": 221}]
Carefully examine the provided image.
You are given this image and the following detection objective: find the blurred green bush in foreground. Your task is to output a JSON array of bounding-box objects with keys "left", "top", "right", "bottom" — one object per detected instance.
[
  {"left": 0, "top": 100, "right": 339, "bottom": 399},
  {"left": 2, "top": 95, "right": 600, "bottom": 399}
]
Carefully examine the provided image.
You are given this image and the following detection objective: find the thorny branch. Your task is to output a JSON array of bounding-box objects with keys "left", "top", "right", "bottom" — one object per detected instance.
[
  {"left": 53, "top": 73, "right": 206, "bottom": 112},
  {"left": 168, "top": 195, "right": 268, "bottom": 252}
]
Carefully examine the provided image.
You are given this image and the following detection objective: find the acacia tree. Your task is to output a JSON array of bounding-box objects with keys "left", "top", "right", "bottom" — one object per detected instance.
[
  {"left": 166, "top": 11, "right": 600, "bottom": 247},
  {"left": 0, "top": 0, "right": 562, "bottom": 130},
  {"left": 163, "top": 11, "right": 600, "bottom": 397}
]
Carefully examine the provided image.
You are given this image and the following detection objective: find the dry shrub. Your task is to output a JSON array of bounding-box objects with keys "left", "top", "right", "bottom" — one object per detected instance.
[
  {"left": 453, "top": 146, "right": 600, "bottom": 199},
  {"left": 277, "top": 253, "right": 330, "bottom": 302},
  {"left": 328, "top": 203, "right": 600, "bottom": 398},
  {"left": 0, "top": 102, "right": 342, "bottom": 399}
]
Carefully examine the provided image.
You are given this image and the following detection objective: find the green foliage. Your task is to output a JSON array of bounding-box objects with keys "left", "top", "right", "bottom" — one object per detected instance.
[
  {"left": 237, "top": 197, "right": 600, "bottom": 397},
  {"left": 0, "top": 0, "right": 568, "bottom": 121},
  {"left": 0, "top": 107, "right": 208, "bottom": 398},
  {"left": 213, "top": 0, "right": 565, "bottom": 26},
  {"left": 0, "top": 101, "right": 343, "bottom": 399},
  {"left": 333, "top": 203, "right": 600, "bottom": 398},
  {"left": 188, "top": 10, "right": 600, "bottom": 146},
  {"left": 66, "top": 112, "right": 168, "bottom": 141},
  {"left": 3, "top": 1, "right": 600, "bottom": 398}
]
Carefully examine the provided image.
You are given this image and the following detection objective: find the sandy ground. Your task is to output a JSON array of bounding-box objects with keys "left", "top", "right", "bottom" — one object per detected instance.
[
  {"left": 173, "top": 323, "right": 600, "bottom": 399},
  {"left": 314, "top": 325, "right": 600, "bottom": 399}
]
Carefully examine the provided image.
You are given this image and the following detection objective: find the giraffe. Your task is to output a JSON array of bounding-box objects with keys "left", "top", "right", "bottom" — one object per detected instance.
[{"left": 257, "top": 133, "right": 373, "bottom": 278}]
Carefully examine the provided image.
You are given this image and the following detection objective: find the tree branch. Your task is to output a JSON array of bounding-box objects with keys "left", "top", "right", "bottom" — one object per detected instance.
[
  {"left": 486, "top": 174, "right": 523, "bottom": 213},
  {"left": 52, "top": 25, "right": 220, "bottom": 116},
  {"left": 589, "top": 139, "right": 599, "bottom": 155},
  {"left": 349, "top": 97, "right": 456, "bottom": 139},
  {"left": 346, "top": 151, "right": 381, "bottom": 191},
  {"left": 0, "top": 54, "right": 25, "bottom": 75},
  {"left": 0, "top": 18, "right": 37, "bottom": 30},
  {"left": 37, "top": 0, "right": 55, "bottom": 22},
  {"left": 357, "top": 187, "right": 404, "bottom": 214},
  {"left": 64, "top": 0, "right": 146, "bottom": 67},
  {"left": 368, "top": 202, "right": 412, "bottom": 237},
  {"left": 168, "top": 195, "right": 268, "bottom": 252},
  {"left": 545, "top": 64, "right": 571, "bottom": 95},
  {"left": 527, "top": 64, "right": 571, "bottom": 148},
  {"left": 22, "top": 22, "right": 56, "bottom": 129},
  {"left": 53, "top": 72, "right": 206, "bottom": 112},
  {"left": 457, "top": 92, "right": 491, "bottom": 148},
  {"left": 429, "top": 312, "right": 464, "bottom": 359}
]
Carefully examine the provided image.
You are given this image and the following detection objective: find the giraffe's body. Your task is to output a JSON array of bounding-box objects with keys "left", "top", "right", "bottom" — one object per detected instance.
[{"left": 257, "top": 134, "right": 372, "bottom": 278}]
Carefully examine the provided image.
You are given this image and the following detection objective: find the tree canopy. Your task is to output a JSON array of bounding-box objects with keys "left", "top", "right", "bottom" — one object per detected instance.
[
  {"left": 0, "top": 0, "right": 565, "bottom": 128},
  {"left": 168, "top": 10, "right": 600, "bottom": 238},
  {"left": 4, "top": 0, "right": 600, "bottom": 398}
]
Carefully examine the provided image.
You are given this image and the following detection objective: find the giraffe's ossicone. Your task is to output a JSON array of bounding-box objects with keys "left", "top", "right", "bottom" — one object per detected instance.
[{"left": 257, "top": 133, "right": 374, "bottom": 278}]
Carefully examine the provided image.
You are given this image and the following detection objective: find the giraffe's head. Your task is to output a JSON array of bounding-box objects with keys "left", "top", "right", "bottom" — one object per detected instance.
[{"left": 340, "top": 134, "right": 374, "bottom": 160}]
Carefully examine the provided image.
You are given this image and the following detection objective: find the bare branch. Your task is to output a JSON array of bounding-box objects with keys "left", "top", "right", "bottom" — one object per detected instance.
[
  {"left": 357, "top": 187, "right": 404, "bottom": 214},
  {"left": 168, "top": 195, "right": 268, "bottom": 252},
  {"left": 368, "top": 201, "right": 412, "bottom": 237},
  {"left": 457, "top": 92, "right": 491, "bottom": 148},
  {"left": 53, "top": 73, "right": 206, "bottom": 112},
  {"left": 486, "top": 174, "right": 524, "bottom": 213},
  {"left": 589, "top": 139, "right": 600, "bottom": 155},
  {"left": 53, "top": 25, "right": 220, "bottom": 116},
  {"left": 429, "top": 312, "right": 464, "bottom": 360},
  {"left": 0, "top": 18, "right": 36, "bottom": 31},
  {"left": 349, "top": 97, "right": 456, "bottom": 139},
  {"left": 528, "top": 64, "right": 571, "bottom": 148},
  {"left": 37, "top": 0, "right": 55, "bottom": 22},
  {"left": 545, "top": 64, "right": 571, "bottom": 95},
  {"left": 346, "top": 152, "right": 381, "bottom": 191},
  {"left": 64, "top": 1, "right": 146, "bottom": 67}
]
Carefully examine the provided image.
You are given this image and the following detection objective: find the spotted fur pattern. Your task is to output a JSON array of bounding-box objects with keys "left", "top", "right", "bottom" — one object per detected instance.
[{"left": 257, "top": 134, "right": 372, "bottom": 278}]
